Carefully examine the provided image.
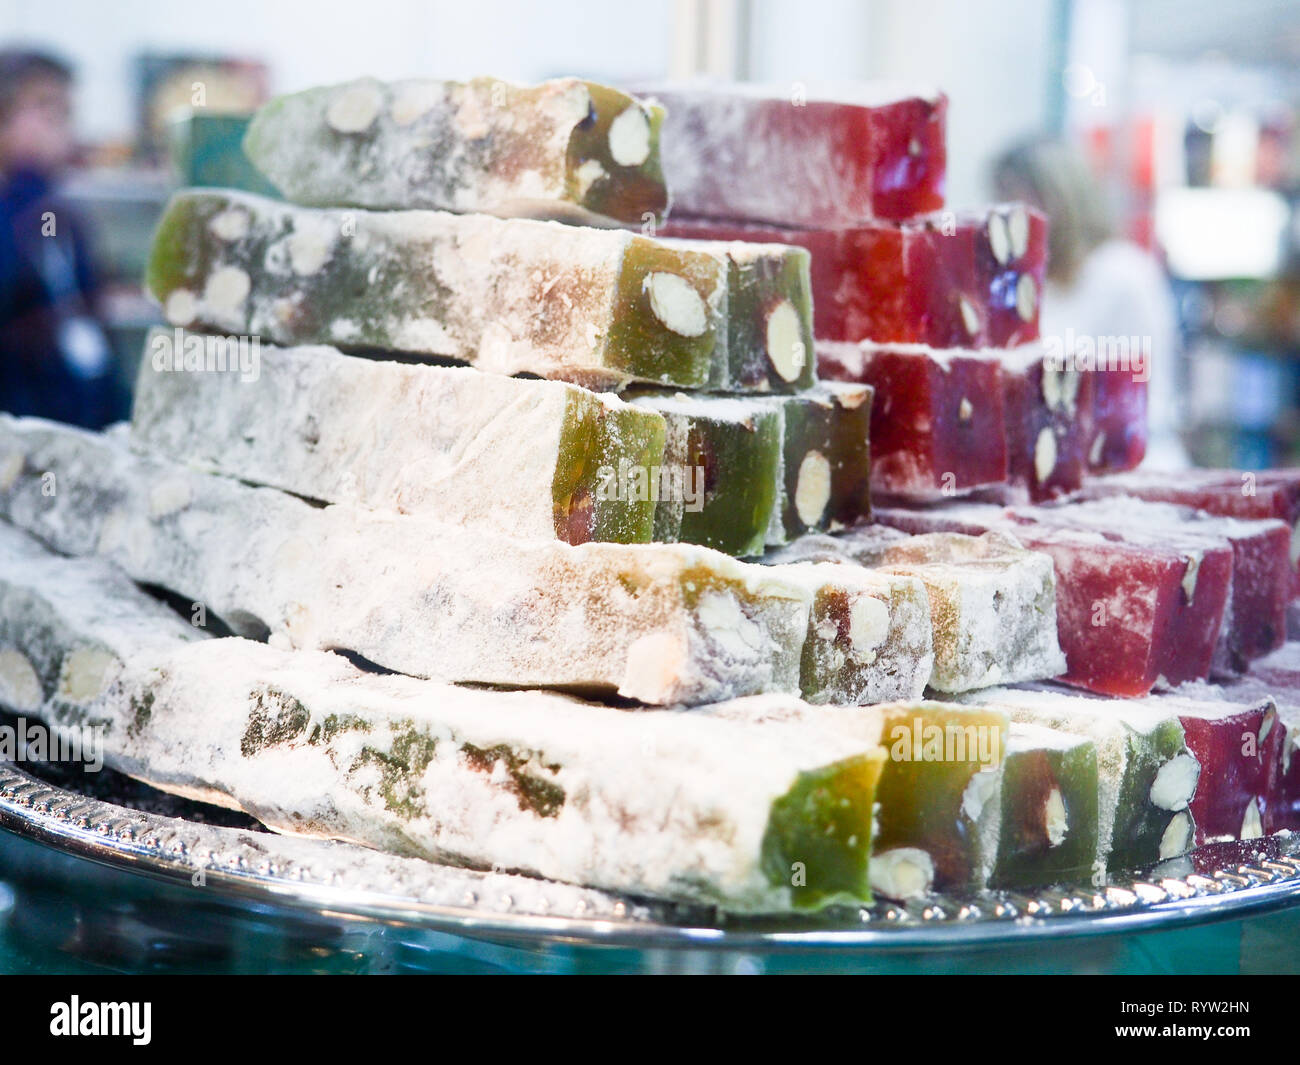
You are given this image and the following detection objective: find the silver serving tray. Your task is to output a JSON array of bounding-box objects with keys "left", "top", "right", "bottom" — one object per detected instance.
[{"left": 2, "top": 759, "right": 1299, "bottom": 951}]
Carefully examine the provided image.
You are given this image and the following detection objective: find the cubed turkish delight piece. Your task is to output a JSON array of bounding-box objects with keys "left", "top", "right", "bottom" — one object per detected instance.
[
  {"left": 817, "top": 342, "right": 1007, "bottom": 498},
  {"left": 757, "top": 383, "right": 873, "bottom": 545},
  {"left": 626, "top": 392, "right": 781, "bottom": 557},
  {"left": 1000, "top": 345, "right": 1094, "bottom": 501}
]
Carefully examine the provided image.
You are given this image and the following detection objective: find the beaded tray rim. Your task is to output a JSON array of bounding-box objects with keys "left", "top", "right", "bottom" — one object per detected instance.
[{"left": 2, "top": 760, "right": 1298, "bottom": 951}]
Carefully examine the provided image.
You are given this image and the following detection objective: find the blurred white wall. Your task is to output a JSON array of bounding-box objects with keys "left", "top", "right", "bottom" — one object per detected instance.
[{"left": 1, "top": 0, "right": 1056, "bottom": 205}]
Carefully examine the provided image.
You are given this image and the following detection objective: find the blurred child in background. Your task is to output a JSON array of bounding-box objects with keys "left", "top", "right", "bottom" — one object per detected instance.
[{"left": 0, "top": 48, "right": 115, "bottom": 427}]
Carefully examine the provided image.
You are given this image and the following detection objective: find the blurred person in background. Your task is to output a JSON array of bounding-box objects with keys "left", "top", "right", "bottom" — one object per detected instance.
[
  {"left": 0, "top": 48, "right": 114, "bottom": 427},
  {"left": 993, "top": 137, "right": 1188, "bottom": 470}
]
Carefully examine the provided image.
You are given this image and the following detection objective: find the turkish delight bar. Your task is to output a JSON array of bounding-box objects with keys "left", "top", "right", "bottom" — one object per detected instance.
[
  {"left": 983, "top": 722, "right": 1099, "bottom": 891},
  {"left": 640, "top": 83, "right": 947, "bottom": 226},
  {"left": 817, "top": 342, "right": 1007, "bottom": 497},
  {"left": 875, "top": 504, "right": 1234, "bottom": 695},
  {"left": 1028, "top": 499, "right": 1289, "bottom": 672},
  {"left": 664, "top": 206, "right": 1045, "bottom": 349},
  {"left": 769, "top": 562, "right": 933, "bottom": 706},
  {"left": 1076, "top": 468, "right": 1300, "bottom": 596},
  {"left": 626, "top": 392, "right": 781, "bottom": 557},
  {"left": 712, "top": 698, "right": 1008, "bottom": 895},
  {"left": 0, "top": 553, "right": 887, "bottom": 912},
  {"left": 768, "top": 526, "right": 1065, "bottom": 693},
  {"left": 661, "top": 237, "right": 816, "bottom": 392},
  {"left": 146, "top": 189, "right": 731, "bottom": 392},
  {"left": 1087, "top": 365, "right": 1147, "bottom": 473},
  {"left": 245, "top": 77, "right": 669, "bottom": 228},
  {"left": 999, "top": 345, "right": 1094, "bottom": 502},
  {"left": 0, "top": 523, "right": 207, "bottom": 716},
  {"left": 966, "top": 686, "right": 1200, "bottom": 878},
  {"left": 1136, "top": 692, "right": 1279, "bottom": 846},
  {"left": 1228, "top": 643, "right": 1300, "bottom": 830},
  {"left": 757, "top": 383, "right": 874, "bottom": 545},
  {"left": 0, "top": 417, "right": 812, "bottom": 706},
  {"left": 132, "top": 329, "right": 667, "bottom": 545}
]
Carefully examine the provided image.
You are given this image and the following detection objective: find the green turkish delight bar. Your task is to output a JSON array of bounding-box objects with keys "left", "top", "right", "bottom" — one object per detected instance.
[
  {"left": 244, "top": 76, "right": 669, "bottom": 228},
  {"left": 760, "top": 383, "right": 873, "bottom": 545},
  {"left": 0, "top": 416, "right": 812, "bottom": 707},
  {"left": 132, "top": 328, "right": 667, "bottom": 545},
  {"left": 0, "top": 527, "right": 889, "bottom": 913},
  {"left": 627, "top": 392, "right": 782, "bottom": 556},
  {"left": 969, "top": 686, "right": 1200, "bottom": 878},
  {"left": 706, "top": 698, "right": 1008, "bottom": 899},
  {"left": 982, "top": 722, "right": 1100, "bottom": 891},
  {"left": 664, "top": 237, "right": 816, "bottom": 392},
  {"left": 146, "top": 189, "right": 729, "bottom": 391}
]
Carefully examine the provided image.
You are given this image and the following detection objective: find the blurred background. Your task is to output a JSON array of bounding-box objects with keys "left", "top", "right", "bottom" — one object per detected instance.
[{"left": 2, "top": 0, "right": 1299, "bottom": 466}]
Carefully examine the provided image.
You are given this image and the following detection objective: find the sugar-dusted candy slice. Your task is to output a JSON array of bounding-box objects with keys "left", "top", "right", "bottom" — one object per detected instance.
[
  {"left": 806, "top": 526, "right": 1064, "bottom": 693},
  {"left": 966, "top": 685, "right": 1201, "bottom": 878},
  {"left": 767, "top": 562, "right": 933, "bottom": 705},
  {"left": 245, "top": 77, "right": 668, "bottom": 228},
  {"left": 1137, "top": 692, "right": 1279, "bottom": 845},
  {"left": 0, "top": 417, "right": 812, "bottom": 706},
  {"left": 1076, "top": 468, "right": 1300, "bottom": 596},
  {"left": 0, "top": 523, "right": 207, "bottom": 719},
  {"left": 662, "top": 205, "right": 1046, "bottom": 348},
  {"left": 146, "top": 189, "right": 729, "bottom": 392},
  {"left": 982, "top": 722, "right": 1099, "bottom": 891},
  {"left": 876, "top": 503, "right": 1235, "bottom": 695},
  {"left": 713, "top": 698, "right": 1008, "bottom": 895},
  {"left": 999, "top": 344, "right": 1094, "bottom": 501},
  {"left": 757, "top": 383, "right": 873, "bottom": 545},
  {"left": 641, "top": 83, "right": 946, "bottom": 226},
  {"left": 817, "top": 342, "right": 1007, "bottom": 497},
  {"left": 2, "top": 607, "right": 884, "bottom": 912},
  {"left": 626, "top": 392, "right": 781, "bottom": 556},
  {"left": 662, "top": 237, "right": 816, "bottom": 392},
  {"left": 1030, "top": 499, "right": 1289, "bottom": 672},
  {"left": 132, "top": 329, "right": 666, "bottom": 545}
]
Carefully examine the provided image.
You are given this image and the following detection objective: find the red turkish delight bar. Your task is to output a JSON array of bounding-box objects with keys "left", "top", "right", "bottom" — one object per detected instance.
[
  {"left": 1138, "top": 691, "right": 1279, "bottom": 845},
  {"left": 1086, "top": 367, "right": 1147, "bottom": 473},
  {"left": 641, "top": 83, "right": 946, "bottom": 226},
  {"left": 1023, "top": 499, "right": 1289, "bottom": 672},
  {"left": 1210, "top": 643, "right": 1300, "bottom": 831},
  {"left": 662, "top": 206, "right": 1046, "bottom": 349},
  {"left": 1076, "top": 468, "right": 1300, "bottom": 595},
  {"left": 873, "top": 502, "right": 1234, "bottom": 696},
  {"left": 1000, "top": 346, "right": 1094, "bottom": 502},
  {"left": 816, "top": 343, "right": 1007, "bottom": 498}
]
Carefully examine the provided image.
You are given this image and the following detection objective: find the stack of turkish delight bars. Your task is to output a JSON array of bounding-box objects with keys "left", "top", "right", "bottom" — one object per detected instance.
[{"left": 1, "top": 76, "right": 1298, "bottom": 915}]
